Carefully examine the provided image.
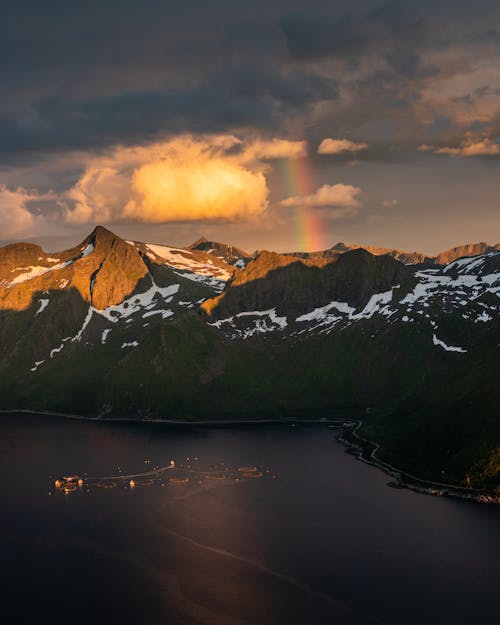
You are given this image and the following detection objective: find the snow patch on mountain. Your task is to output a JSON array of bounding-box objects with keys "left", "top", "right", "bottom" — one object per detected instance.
[
  {"left": 294, "top": 289, "right": 397, "bottom": 333},
  {"left": 72, "top": 308, "right": 94, "bottom": 343},
  {"left": 210, "top": 308, "right": 288, "bottom": 339},
  {"left": 97, "top": 277, "right": 179, "bottom": 322},
  {"left": 144, "top": 243, "right": 231, "bottom": 291},
  {"left": 6, "top": 243, "right": 96, "bottom": 288},
  {"left": 352, "top": 289, "right": 394, "bottom": 319},
  {"left": 8, "top": 261, "right": 72, "bottom": 286},
  {"left": 29, "top": 275, "right": 181, "bottom": 369},
  {"left": 80, "top": 243, "right": 95, "bottom": 258},
  {"left": 35, "top": 298, "right": 49, "bottom": 316},
  {"left": 432, "top": 334, "right": 467, "bottom": 353}
]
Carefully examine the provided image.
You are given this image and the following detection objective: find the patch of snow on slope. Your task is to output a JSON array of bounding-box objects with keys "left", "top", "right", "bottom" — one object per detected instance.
[
  {"left": 8, "top": 243, "right": 95, "bottom": 288},
  {"left": 402, "top": 266, "right": 500, "bottom": 307},
  {"left": 432, "top": 334, "right": 467, "bottom": 353},
  {"left": 352, "top": 290, "right": 394, "bottom": 319},
  {"left": 9, "top": 262, "right": 71, "bottom": 286},
  {"left": 210, "top": 308, "right": 287, "bottom": 338},
  {"left": 35, "top": 298, "right": 49, "bottom": 316},
  {"left": 444, "top": 256, "right": 481, "bottom": 273},
  {"left": 146, "top": 243, "right": 232, "bottom": 287},
  {"left": 476, "top": 311, "right": 493, "bottom": 322},
  {"left": 38, "top": 276, "right": 180, "bottom": 366},
  {"left": 97, "top": 277, "right": 180, "bottom": 321},
  {"left": 49, "top": 343, "right": 66, "bottom": 358},
  {"left": 72, "top": 308, "right": 94, "bottom": 342},
  {"left": 443, "top": 253, "right": 496, "bottom": 275},
  {"left": 80, "top": 243, "right": 95, "bottom": 257},
  {"left": 142, "top": 309, "right": 174, "bottom": 319},
  {"left": 296, "top": 301, "right": 355, "bottom": 322},
  {"left": 121, "top": 341, "right": 139, "bottom": 349},
  {"left": 172, "top": 269, "right": 226, "bottom": 292},
  {"left": 294, "top": 290, "right": 395, "bottom": 330}
]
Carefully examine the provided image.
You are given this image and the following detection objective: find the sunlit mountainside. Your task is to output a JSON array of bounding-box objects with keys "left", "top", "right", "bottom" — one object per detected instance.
[{"left": 0, "top": 226, "right": 498, "bottom": 491}]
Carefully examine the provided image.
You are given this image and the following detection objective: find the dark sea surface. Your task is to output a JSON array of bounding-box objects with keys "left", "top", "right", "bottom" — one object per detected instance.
[{"left": 0, "top": 413, "right": 498, "bottom": 625}]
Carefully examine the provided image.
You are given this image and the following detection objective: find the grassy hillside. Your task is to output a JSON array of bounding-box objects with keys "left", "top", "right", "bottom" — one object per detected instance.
[{"left": 1, "top": 310, "right": 497, "bottom": 491}]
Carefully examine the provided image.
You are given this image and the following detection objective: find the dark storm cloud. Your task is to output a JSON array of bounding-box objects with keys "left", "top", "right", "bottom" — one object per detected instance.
[
  {"left": 0, "top": 0, "right": 342, "bottom": 164},
  {"left": 0, "top": 0, "right": 499, "bottom": 166},
  {"left": 280, "top": 3, "right": 433, "bottom": 67},
  {"left": 0, "top": 69, "right": 338, "bottom": 163}
]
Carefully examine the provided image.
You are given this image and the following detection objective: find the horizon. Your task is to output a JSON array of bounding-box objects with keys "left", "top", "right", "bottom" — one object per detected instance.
[{"left": 1, "top": 222, "right": 498, "bottom": 258}]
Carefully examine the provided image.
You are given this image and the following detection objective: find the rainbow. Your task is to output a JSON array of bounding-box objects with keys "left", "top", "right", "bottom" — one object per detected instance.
[{"left": 277, "top": 156, "right": 324, "bottom": 252}]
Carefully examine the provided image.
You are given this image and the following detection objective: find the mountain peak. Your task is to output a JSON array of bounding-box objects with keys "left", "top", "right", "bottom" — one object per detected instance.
[
  {"left": 187, "top": 237, "right": 251, "bottom": 265},
  {"left": 189, "top": 236, "right": 209, "bottom": 247},
  {"left": 86, "top": 225, "right": 122, "bottom": 246}
]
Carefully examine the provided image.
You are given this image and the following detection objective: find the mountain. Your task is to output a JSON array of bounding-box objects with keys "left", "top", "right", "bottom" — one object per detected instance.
[
  {"left": 286, "top": 240, "right": 500, "bottom": 266},
  {"left": 0, "top": 226, "right": 498, "bottom": 493},
  {"left": 434, "top": 242, "right": 500, "bottom": 265},
  {"left": 201, "top": 248, "right": 414, "bottom": 320},
  {"left": 187, "top": 236, "right": 252, "bottom": 267}
]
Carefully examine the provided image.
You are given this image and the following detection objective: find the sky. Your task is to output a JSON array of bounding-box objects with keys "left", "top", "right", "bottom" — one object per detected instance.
[{"left": 0, "top": 0, "right": 499, "bottom": 255}]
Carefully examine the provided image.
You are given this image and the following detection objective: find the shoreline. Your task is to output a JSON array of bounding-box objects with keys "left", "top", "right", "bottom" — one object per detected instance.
[
  {"left": 1, "top": 408, "right": 498, "bottom": 504},
  {"left": 337, "top": 420, "right": 499, "bottom": 505}
]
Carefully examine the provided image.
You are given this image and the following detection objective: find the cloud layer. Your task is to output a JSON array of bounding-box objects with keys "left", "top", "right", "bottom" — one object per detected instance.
[
  {"left": 434, "top": 138, "right": 500, "bottom": 157},
  {"left": 317, "top": 138, "right": 368, "bottom": 154}
]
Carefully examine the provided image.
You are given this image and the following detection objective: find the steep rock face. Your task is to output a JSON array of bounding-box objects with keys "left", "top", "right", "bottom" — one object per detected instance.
[
  {"left": 435, "top": 242, "right": 500, "bottom": 265},
  {"left": 202, "top": 248, "right": 414, "bottom": 319},
  {"left": 0, "top": 226, "right": 148, "bottom": 311},
  {"left": 84, "top": 227, "right": 149, "bottom": 310},
  {"left": 0, "top": 243, "right": 47, "bottom": 278}
]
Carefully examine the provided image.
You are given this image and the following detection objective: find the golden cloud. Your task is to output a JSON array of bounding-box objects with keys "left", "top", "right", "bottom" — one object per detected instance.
[
  {"left": 281, "top": 183, "right": 362, "bottom": 210},
  {"left": 65, "top": 135, "right": 306, "bottom": 224},
  {"left": 434, "top": 138, "right": 500, "bottom": 157},
  {"left": 317, "top": 138, "right": 368, "bottom": 155},
  {"left": 244, "top": 138, "right": 307, "bottom": 160}
]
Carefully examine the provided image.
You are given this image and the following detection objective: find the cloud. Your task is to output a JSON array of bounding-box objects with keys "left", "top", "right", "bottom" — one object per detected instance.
[
  {"left": 244, "top": 138, "right": 307, "bottom": 160},
  {"left": 280, "top": 184, "right": 362, "bottom": 213},
  {"left": 317, "top": 138, "right": 368, "bottom": 155},
  {"left": 434, "top": 138, "right": 500, "bottom": 156},
  {"left": 65, "top": 135, "right": 306, "bottom": 224},
  {"left": 0, "top": 185, "right": 55, "bottom": 238}
]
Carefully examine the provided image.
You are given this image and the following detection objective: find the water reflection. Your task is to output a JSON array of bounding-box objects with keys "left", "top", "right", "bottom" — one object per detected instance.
[{"left": 51, "top": 457, "right": 272, "bottom": 496}]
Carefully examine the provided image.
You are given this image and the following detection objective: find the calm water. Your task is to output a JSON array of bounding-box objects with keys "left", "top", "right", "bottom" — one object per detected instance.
[{"left": 0, "top": 414, "right": 498, "bottom": 625}]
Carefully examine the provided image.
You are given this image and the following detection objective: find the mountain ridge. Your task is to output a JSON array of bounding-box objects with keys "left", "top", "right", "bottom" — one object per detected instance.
[
  {"left": 286, "top": 240, "right": 500, "bottom": 266},
  {"left": 0, "top": 226, "right": 498, "bottom": 493}
]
